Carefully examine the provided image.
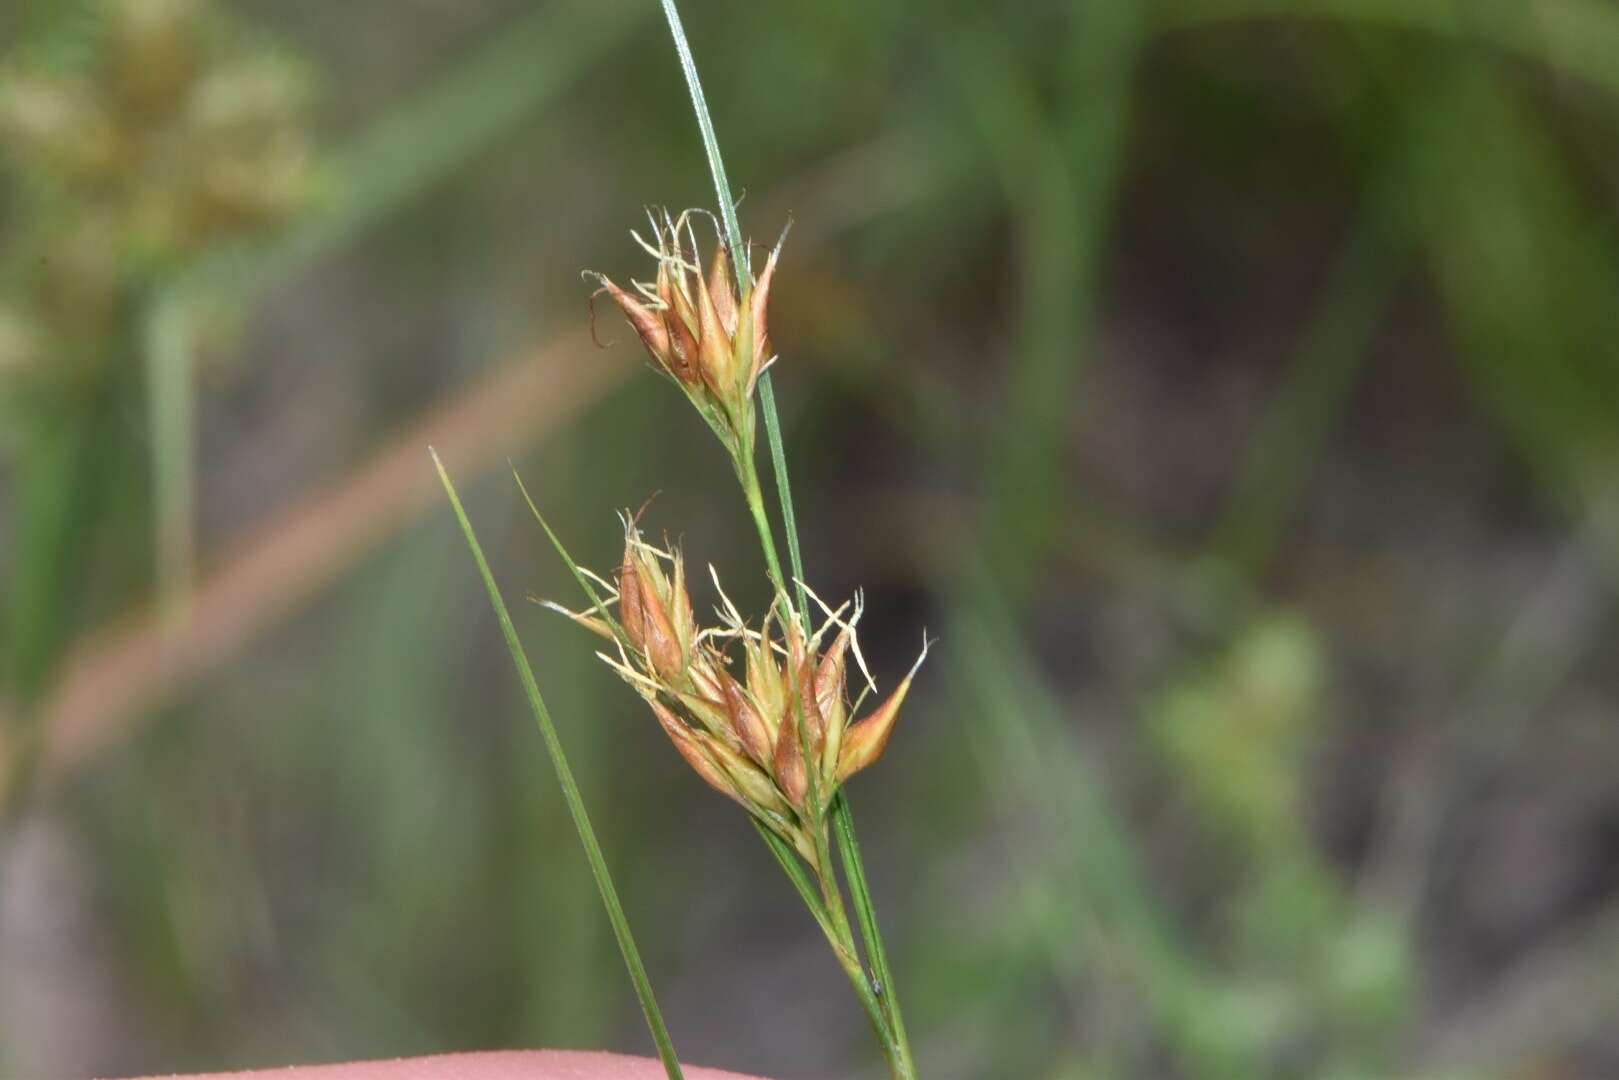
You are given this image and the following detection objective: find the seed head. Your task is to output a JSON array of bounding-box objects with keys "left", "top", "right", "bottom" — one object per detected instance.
[
  {"left": 587, "top": 209, "right": 788, "bottom": 446},
  {"left": 617, "top": 518, "right": 695, "bottom": 684},
  {"left": 549, "top": 522, "right": 927, "bottom": 857}
]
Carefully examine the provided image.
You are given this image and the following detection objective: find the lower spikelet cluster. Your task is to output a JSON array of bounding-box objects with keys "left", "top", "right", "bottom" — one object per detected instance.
[{"left": 548, "top": 517, "right": 926, "bottom": 864}]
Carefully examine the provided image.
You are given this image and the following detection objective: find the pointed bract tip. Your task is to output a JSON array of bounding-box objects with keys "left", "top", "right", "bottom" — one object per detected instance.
[{"left": 834, "top": 637, "right": 929, "bottom": 784}]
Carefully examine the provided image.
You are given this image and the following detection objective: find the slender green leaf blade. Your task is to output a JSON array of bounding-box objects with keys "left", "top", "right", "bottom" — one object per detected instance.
[{"left": 433, "top": 449, "right": 683, "bottom": 1080}]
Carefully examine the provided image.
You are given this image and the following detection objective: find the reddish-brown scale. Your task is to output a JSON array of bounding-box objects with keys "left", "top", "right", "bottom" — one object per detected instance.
[
  {"left": 815, "top": 627, "right": 850, "bottom": 732},
  {"left": 708, "top": 243, "right": 738, "bottom": 338},
  {"left": 694, "top": 264, "right": 736, "bottom": 399},
  {"left": 720, "top": 670, "right": 773, "bottom": 768},
  {"left": 594, "top": 277, "right": 670, "bottom": 369},
  {"left": 747, "top": 240, "right": 781, "bottom": 385},
  {"left": 836, "top": 669, "right": 917, "bottom": 783},
  {"left": 772, "top": 703, "right": 809, "bottom": 808},
  {"left": 656, "top": 262, "right": 702, "bottom": 385},
  {"left": 617, "top": 547, "right": 647, "bottom": 652},
  {"left": 649, "top": 699, "right": 737, "bottom": 802}
]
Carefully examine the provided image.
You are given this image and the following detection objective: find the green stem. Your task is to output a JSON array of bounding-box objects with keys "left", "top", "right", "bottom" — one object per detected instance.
[
  {"left": 433, "top": 451, "right": 684, "bottom": 1080},
  {"left": 834, "top": 795, "right": 915, "bottom": 1076},
  {"left": 2, "top": 347, "right": 130, "bottom": 825},
  {"left": 657, "top": 3, "right": 917, "bottom": 1073},
  {"left": 755, "top": 382, "right": 811, "bottom": 625},
  {"left": 816, "top": 856, "right": 907, "bottom": 1076},
  {"left": 736, "top": 442, "right": 791, "bottom": 610},
  {"left": 146, "top": 291, "right": 197, "bottom": 619}
]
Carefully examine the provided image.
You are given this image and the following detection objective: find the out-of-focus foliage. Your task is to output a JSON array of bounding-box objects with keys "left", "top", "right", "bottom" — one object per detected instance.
[
  {"left": 4, "top": 1, "right": 1619, "bottom": 1078},
  {"left": 0, "top": 0, "right": 313, "bottom": 395}
]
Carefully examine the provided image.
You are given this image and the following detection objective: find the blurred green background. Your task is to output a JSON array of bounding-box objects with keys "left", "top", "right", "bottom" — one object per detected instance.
[{"left": 3, "top": 1, "right": 1619, "bottom": 1077}]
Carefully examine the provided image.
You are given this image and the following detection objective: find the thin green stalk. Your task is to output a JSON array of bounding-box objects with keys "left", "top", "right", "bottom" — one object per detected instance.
[
  {"left": 432, "top": 450, "right": 683, "bottom": 1080},
  {"left": 2, "top": 333, "right": 133, "bottom": 827},
  {"left": 755, "top": 822, "right": 835, "bottom": 935},
  {"left": 756, "top": 385, "right": 811, "bottom": 624},
  {"left": 658, "top": 0, "right": 810, "bottom": 624},
  {"left": 736, "top": 446, "right": 791, "bottom": 609},
  {"left": 657, "top": 3, "right": 918, "bottom": 1074},
  {"left": 658, "top": 0, "right": 746, "bottom": 280},
  {"left": 833, "top": 794, "right": 912, "bottom": 1070},
  {"left": 758, "top": 823, "right": 899, "bottom": 1071},
  {"left": 146, "top": 291, "right": 197, "bottom": 619},
  {"left": 811, "top": 831, "right": 908, "bottom": 1076}
]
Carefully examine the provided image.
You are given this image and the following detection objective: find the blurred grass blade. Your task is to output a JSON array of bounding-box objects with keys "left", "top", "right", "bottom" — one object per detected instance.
[
  {"left": 948, "top": 584, "right": 1251, "bottom": 1075},
  {"left": 183, "top": 0, "right": 647, "bottom": 296},
  {"left": 1159, "top": 0, "right": 1619, "bottom": 100},
  {"left": 1202, "top": 182, "right": 1404, "bottom": 588},
  {"left": 146, "top": 292, "right": 197, "bottom": 620},
  {"left": 432, "top": 449, "right": 684, "bottom": 1080},
  {"left": 946, "top": 8, "right": 1145, "bottom": 604}
]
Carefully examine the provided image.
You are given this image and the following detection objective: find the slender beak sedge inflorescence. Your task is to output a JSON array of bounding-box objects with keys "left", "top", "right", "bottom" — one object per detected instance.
[
  {"left": 586, "top": 208, "right": 785, "bottom": 454},
  {"left": 559, "top": 211, "right": 928, "bottom": 862},
  {"left": 546, "top": 519, "right": 927, "bottom": 867},
  {"left": 534, "top": 205, "right": 925, "bottom": 1079}
]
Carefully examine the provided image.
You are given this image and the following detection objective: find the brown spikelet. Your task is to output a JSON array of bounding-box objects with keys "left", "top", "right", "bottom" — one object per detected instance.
[
  {"left": 688, "top": 653, "right": 725, "bottom": 702},
  {"left": 669, "top": 551, "right": 696, "bottom": 659},
  {"left": 639, "top": 579, "right": 684, "bottom": 683},
  {"left": 773, "top": 701, "right": 809, "bottom": 808},
  {"left": 657, "top": 261, "right": 702, "bottom": 385},
  {"left": 695, "top": 262, "right": 736, "bottom": 399},
  {"left": 708, "top": 243, "right": 738, "bottom": 337},
  {"left": 747, "top": 616, "right": 785, "bottom": 738},
  {"left": 816, "top": 626, "right": 851, "bottom": 773},
  {"left": 618, "top": 545, "right": 647, "bottom": 652},
  {"left": 720, "top": 670, "right": 773, "bottom": 767},
  {"left": 700, "top": 730, "right": 790, "bottom": 815},
  {"left": 746, "top": 229, "right": 786, "bottom": 391},
  {"left": 835, "top": 681, "right": 907, "bottom": 784},
  {"left": 836, "top": 639, "right": 928, "bottom": 784},
  {"left": 816, "top": 627, "right": 850, "bottom": 735},
  {"left": 785, "top": 624, "right": 825, "bottom": 753},
  {"left": 593, "top": 276, "right": 669, "bottom": 367},
  {"left": 649, "top": 699, "right": 737, "bottom": 801},
  {"left": 675, "top": 689, "right": 740, "bottom": 750}
]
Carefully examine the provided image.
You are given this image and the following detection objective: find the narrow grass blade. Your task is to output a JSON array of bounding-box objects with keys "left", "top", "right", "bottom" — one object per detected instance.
[
  {"left": 146, "top": 292, "right": 197, "bottom": 620},
  {"left": 833, "top": 794, "right": 910, "bottom": 1053},
  {"left": 753, "top": 821, "right": 836, "bottom": 939},
  {"left": 757, "top": 381, "right": 810, "bottom": 624},
  {"left": 432, "top": 449, "right": 684, "bottom": 1080},
  {"left": 512, "top": 467, "right": 627, "bottom": 644},
  {"left": 658, "top": 7, "right": 912, "bottom": 1073},
  {"left": 180, "top": 1, "right": 646, "bottom": 299},
  {"left": 657, "top": 0, "right": 810, "bottom": 624},
  {"left": 658, "top": 0, "right": 746, "bottom": 278},
  {"left": 1158, "top": 0, "right": 1619, "bottom": 102}
]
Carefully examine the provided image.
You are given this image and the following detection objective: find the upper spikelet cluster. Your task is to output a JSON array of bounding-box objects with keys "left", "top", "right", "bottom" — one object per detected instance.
[
  {"left": 549, "top": 517, "right": 925, "bottom": 864},
  {"left": 588, "top": 210, "right": 785, "bottom": 449}
]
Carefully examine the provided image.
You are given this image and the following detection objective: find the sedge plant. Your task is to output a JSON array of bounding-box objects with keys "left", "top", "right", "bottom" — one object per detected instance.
[{"left": 436, "top": 3, "right": 925, "bottom": 1077}]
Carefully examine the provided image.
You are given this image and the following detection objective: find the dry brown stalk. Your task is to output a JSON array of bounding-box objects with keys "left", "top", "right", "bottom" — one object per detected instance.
[{"left": 23, "top": 328, "right": 627, "bottom": 784}]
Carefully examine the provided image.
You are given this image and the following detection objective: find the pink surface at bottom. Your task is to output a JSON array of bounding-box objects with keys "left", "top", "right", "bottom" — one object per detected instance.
[{"left": 123, "top": 1050, "right": 768, "bottom": 1080}]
